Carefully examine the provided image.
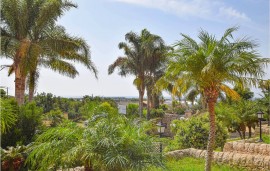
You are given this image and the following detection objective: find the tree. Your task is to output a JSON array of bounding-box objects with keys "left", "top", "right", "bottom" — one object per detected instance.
[
  {"left": 158, "top": 27, "right": 269, "bottom": 171},
  {"left": 108, "top": 29, "right": 164, "bottom": 118},
  {"left": 1, "top": 0, "right": 97, "bottom": 104}
]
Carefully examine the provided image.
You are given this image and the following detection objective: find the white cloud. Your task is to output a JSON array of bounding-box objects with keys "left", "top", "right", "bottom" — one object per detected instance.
[
  {"left": 219, "top": 6, "right": 251, "bottom": 22},
  {"left": 113, "top": 0, "right": 251, "bottom": 22}
]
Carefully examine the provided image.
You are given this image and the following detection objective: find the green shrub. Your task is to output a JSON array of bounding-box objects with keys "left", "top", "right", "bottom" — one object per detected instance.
[
  {"left": 150, "top": 108, "right": 165, "bottom": 118},
  {"left": 159, "top": 104, "right": 169, "bottom": 111},
  {"left": 174, "top": 107, "right": 185, "bottom": 115},
  {"left": 126, "top": 103, "right": 139, "bottom": 116},
  {"left": 168, "top": 114, "right": 228, "bottom": 151},
  {"left": 1, "top": 102, "right": 43, "bottom": 148}
]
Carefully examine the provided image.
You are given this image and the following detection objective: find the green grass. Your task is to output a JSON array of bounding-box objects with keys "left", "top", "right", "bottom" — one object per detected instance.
[
  {"left": 147, "top": 157, "right": 246, "bottom": 171},
  {"left": 260, "top": 134, "right": 270, "bottom": 144}
]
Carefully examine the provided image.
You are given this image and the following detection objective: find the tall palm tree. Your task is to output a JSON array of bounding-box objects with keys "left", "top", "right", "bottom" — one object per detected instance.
[
  {"left": 108, "top": 29, "right": 164, "bottom": 118},
  {"left": 1, "top": 0, "right": 97, "bottom": 104},
  {"left": 158, "top": 27, "right": 269, "bottom": 171},
  {"left": 144, "top": 36, "right": 168, "bottom": 119}
]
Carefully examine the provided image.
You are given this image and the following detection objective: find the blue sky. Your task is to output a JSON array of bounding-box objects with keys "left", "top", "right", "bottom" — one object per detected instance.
[{"left": 1, "top": 0, "right": 269, "bottom": 97}]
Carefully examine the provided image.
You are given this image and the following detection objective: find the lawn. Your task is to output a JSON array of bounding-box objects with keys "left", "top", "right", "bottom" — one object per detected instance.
[{"left": 147, "top": 157, "right": 246, "bottom": 171}]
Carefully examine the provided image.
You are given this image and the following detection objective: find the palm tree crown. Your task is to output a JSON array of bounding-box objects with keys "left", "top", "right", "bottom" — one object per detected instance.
[{"left": 1, "top": 0, "right": 97, "bottom": 104}]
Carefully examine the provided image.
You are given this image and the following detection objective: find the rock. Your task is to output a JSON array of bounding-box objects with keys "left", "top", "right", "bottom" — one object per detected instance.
[
  {"left": 245, "top": 154, "right": 255, "bottom": 168},
  {"left": 216, "top": 152, "right": 224, "bottom": 163},
  {"left": 221, "top": 152, "right": 231, "bottom": 164},
  {"left": 195, "top": 150, "right": 202, "bottom": 158},
  {"left": 254, "top": 144, "right": 261, "bottom": 154},
  {"left": 232, "top": 153, "right": 242, "bottom": 166},
  {"left": 263, "top": 156, "right": 270, "bottom": 170},
  {"left": 189, "top": 148, "right": 197, "bottom": 157},
  {"left": 259, "top": 144, "right": 267, "bottom": 155},
  {"left": 199, "top": 150, "right": 206, "bottom": 158},
  {"left": 248, "top": 143, "right": 255, "bottom": 154},
  {"left": 223, "top": 142, "right": 233, "bottom": 152},
  {"left": 253, "top": 154, "right": 264, "bottom": 170},
  {"left": 244, "top": 143, "right": 250, "bottom": 153}
]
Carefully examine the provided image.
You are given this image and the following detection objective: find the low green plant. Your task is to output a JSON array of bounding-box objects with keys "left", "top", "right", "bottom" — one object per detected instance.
[
  {"left": 1, "top": 145, "right": 28, "bottom": 171},
  {"left": 168, "top": 114, "right": 228, "bottom": 151},
  {"left": 150, "top": 108, "right": 165, "bottom": 118},
  {"left": 27, "top": 103, "right": 162, "bottom": 170},
  {"left": 126, "top": 103, "right": 139, "bottom": 117},
  {"left": 1, "top": 102, "right": 43, "bottom": 148}
]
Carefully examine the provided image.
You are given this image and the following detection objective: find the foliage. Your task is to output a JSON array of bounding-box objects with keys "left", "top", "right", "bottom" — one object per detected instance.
[
  {"left": 0, "top": 89, "right": 7, "bottom": 98},
  {"left": 27, "top": 104, "right": 162, "bottom": 170},
  {"left": 45, "top": 108, "right": 65, "bottom": 127},
  {"left": 159, "top": 104, "right": 169, "bottom": 111},
  {"left": 126, "top": 103, "right": 139, "bottom": 117},
  {"left": 216, "top": 100, "right": 259, "bottom": 139},
  {"left": 1, "top": 145, "right": 28, "bottom": 171},
  {"left": 168, "top": 114, "right": 228, "bottom": 151},
  {"left": 0, "top": 98, "right": 18, "bottom": 133},
  {"left": 1, "top": 102, "right": 43, "bottom": 148},
  {"left": 150, "top": 108, "right": 165, "bottom": 118}
]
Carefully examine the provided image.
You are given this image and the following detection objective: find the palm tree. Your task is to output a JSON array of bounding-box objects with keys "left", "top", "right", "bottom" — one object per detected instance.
[
  {"left": 144, "top": 36, "right": 168, "bottom": 119},
  {"left": 25, "top": 24, "right": 97, "bottom": 101},
  {"left": 158, "top": 27, "right": 269, "bottom": 171},
  {"left": 1, "top": 0, "right": 97, "bottom": 104},
  {"left": 108, "top": 29, "right": 164, "bottom": 118}
]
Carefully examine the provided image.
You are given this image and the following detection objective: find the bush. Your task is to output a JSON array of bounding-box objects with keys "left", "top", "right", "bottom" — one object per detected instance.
[
  {"left": 126, "top": 103, "right": 139, "bottom": 117},
  {"left": 150, "top": 109, "right": 165, "bottom": 118},
  {"left": 174, "top": 107, "right": 185, "bottom": 115},
  {"left": 159, "top": 104, "right": 169, "bottom": 111},
  {"left": 1, "top": 102, "right": 43, "bottom": 148},
  {"left": 168, "top": 114, "right": 228, "bottom": 151}
]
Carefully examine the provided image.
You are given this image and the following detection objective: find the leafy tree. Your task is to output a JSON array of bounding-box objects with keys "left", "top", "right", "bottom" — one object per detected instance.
[{"left": 157, "top": 27, "right": 269, "bottom": 170}]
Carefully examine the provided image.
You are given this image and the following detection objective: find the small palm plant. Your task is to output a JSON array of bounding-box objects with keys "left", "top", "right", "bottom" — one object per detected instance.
[
  {"left": 1, "top": 145, "right": 28, "bottom": 171},
  {"left": 26, "top": 103, "right": 162, "bottom": 171}
]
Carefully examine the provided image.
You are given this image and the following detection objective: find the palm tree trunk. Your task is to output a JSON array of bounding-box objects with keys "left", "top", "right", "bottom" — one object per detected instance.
[
  {"left": 29, "top": 86, "right": 34, "bottom": 102},
  {"left": 205, "top": 99, "right": 216, "bottom": 171},
  {"left": 153, "top": 93, "right": 160, "bottom": 109},
  {"left": 85, "top": 161, "right": 94, "bottom": 171},
  {"left": 204, "top": 87, "right": 219, "bottom": 171},
  {"left": 146, "top": 88, "right": 151, "bottom": 120},
  {"left": 138, "top": 89, "right": 144, "bottom": 118},
  {"left": 15, "top": 66, "right": 26, "bottom": 105},
  {"left": 28, "top": 71, "right": 35, "bottom": 102}
]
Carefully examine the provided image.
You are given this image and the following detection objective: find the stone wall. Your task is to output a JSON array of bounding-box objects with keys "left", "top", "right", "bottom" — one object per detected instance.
[
  {"left": 223, "top": 141, "right": 270, "bottom": 156},
  {"left": 166, "top": 143, "right": 270, "bottom": 171}
]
